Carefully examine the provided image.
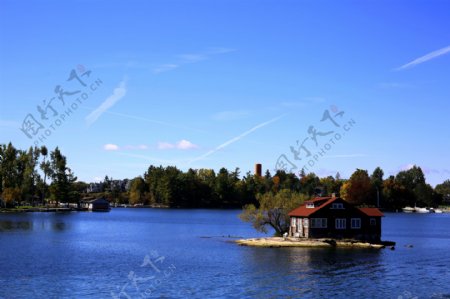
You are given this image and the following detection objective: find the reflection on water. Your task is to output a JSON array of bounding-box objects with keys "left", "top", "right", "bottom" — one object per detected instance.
[
  {"left": 0, "top": 213, "right": 71, "bottom": 232},
  {"left": 52, "top": 222, "right": 67, "bottom": 231},
  {"left": 0, "top": 220, "right": 33, "bottom": 231}
]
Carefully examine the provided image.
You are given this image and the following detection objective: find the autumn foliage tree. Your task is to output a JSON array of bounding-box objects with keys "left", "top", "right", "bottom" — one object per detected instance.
[
  {"left": 340, "top": 169, "right": 372, "bottom": 205},
  {"left": 129, "top": 177, "right": 147, "bottom": 205}
]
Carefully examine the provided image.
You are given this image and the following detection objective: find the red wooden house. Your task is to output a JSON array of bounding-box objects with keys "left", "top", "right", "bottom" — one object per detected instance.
[{"left": 288, "top": 196, "right": 383, "bottom": 242}]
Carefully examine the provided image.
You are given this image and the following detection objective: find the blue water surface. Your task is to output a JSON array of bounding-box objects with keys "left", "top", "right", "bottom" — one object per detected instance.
[{"left": 0, "top": 209, "right": 449, "bottom": 298}]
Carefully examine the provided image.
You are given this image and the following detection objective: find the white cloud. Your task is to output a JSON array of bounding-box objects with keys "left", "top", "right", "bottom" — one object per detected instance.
[
  {"left": 157, "top": 142, "right": 175, "bottom": 150},
  {"left": 179, "top": 54, "right": 207, "bottom": 63},
  {"left": 189, "top": 114, "right": 285, "bottom": 164},
  {"left": 104, "top": 144, "right": 119, "bottom": 151},
  {"left": 157, "top": 140, "right": 199, "bottom": 150},
  {"left": 395, "top": 45, "right": 450, "bottom": 70},
  {"left": 421, "top": 167, "right": 440, "bottom": 175},
  {"left": 176, "top": 139, "right": 198, "bottom": 150},
  {"left": 153, "top": 64, "right": 179, "bottom": 74},
  {"left": 400, "top": 164, "right": 416, "bottom": 171},
  {"left": 86, "top": 80, "right": 127, "bottom": 126}
]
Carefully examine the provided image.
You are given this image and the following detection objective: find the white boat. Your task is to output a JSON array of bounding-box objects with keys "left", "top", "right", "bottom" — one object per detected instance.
[
  {"left": 434, "top": 209, "right": 443, "bottom": 214},
  {"left": 402, "top": 207, "right": 415, "bottom": 213},
  {"left": 402, "top": 206, "right": 431, "bottom": 213}
]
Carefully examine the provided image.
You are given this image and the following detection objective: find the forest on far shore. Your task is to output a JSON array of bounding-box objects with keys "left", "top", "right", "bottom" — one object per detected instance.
[{"left": 1, "top": 142, "right": 449, "bottom": 210}]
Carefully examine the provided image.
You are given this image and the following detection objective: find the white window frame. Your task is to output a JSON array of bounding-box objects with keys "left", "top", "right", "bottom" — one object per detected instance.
[
  {"left": 351, "top": 218, "right": 361, "bottom": 229},
  {"left": 370, "top": 218, "right": 376, "bottom": 226},
  {"left": 291, "top": 217, "right": 296, "bottom": 227},
  {"left": 306, "top": 203, "right": 315, "bottom": 208},
  {"left": 311, "top": 218, "right": 327, "bottom": 228},
  {"left": 335, "top": 218, "right": 346, "bottom": 229}
]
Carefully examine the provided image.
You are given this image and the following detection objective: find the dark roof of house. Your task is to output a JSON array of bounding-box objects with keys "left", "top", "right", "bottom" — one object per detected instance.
[
  {"left": 288, "top": 197, "right": 337, "bottom": 217},
  {"left": 358, "top": 207, "right": 384, "bottom": 217},
  {"left": 288, "top": 197, "right": 384, "bottom": 217}
]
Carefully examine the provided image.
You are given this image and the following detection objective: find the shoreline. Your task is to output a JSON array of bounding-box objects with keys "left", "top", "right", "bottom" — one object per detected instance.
[{"left": 236, "top": 237, "right": 394, "bottom": 249}]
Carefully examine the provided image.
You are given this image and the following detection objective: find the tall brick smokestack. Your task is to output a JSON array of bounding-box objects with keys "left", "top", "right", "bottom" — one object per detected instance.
[{"left": 255, "top": 163, "right": 262, "bottom": 177}]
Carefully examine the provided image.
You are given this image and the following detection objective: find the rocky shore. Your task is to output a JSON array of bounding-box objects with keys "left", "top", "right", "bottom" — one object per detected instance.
[{"left": 236, "top": 237, "right": 394, "bottom": 249}]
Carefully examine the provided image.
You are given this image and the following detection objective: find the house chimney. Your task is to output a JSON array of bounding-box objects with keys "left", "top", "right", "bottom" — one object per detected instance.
[
  {"left": 255, "top": 163, "right": 262, "bottom": 177},
  {"left": 332, "top": 193, "right": 336, "bottom": 198}
]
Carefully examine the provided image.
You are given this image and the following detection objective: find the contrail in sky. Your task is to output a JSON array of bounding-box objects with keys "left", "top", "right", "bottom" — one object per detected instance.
[
  {"left": 189, "top": 114, "right": 285, "bottom": 164},
  {"left": 395, "top": 45, "right": 450, "bottom": 70}
]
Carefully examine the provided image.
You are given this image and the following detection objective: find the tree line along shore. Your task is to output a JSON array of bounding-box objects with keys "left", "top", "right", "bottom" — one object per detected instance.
[{"left": 1, "top": 142, "right": 449, "bottom": 211}]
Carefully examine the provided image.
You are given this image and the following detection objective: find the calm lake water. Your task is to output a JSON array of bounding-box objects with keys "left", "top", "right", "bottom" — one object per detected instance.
[{"left": 0, "top": 209, "right": 449, "bottom": 299}]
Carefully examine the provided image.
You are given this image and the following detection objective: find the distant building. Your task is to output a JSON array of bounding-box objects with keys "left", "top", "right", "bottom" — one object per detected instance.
[
  {"left": 86, "top": 182, "right": 104, "bottom": 193},
  {"left": 81, "top": 198, "right": 111, "bottom": 211},
  {"left": 86, "top": 179, "right": 130, "bottom": 193},
  {"left": 288, "top": 196, "right": 383, "bottom": 242},
  {"left": 110, "top": 179, "right": 129, "bottom": 192}
]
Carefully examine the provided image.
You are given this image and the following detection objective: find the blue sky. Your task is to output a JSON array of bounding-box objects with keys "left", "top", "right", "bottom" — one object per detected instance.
[{"left": 1, "top": 0, "right": 449, "bottom": 186}]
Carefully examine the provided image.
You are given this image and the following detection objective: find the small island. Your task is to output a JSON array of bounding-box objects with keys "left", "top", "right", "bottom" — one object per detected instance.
[{"left": 239, "top": 192, "right": 395, "bottom": 249}]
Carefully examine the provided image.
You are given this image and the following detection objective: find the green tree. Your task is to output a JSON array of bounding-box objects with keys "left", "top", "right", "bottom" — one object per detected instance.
[
  {"left": 299, "top": 172, "right": 320, "bottom": 196},
  {"left": 319, "top": 176, "right": 341, "bottom": 196},
  {"left": 396, "top": 165, "right": 425, "bottom": 190},
  {"left": 435, "top": 179, "right": 450, "bottom": 204},
  {"left": 414, "top": 183, "right": 436, "bottom": 207},
  {"left": 1, "top": 143, "right": 18, "bottom": 190},
  {"left": 371, "top": 167, "right": 384, "bottom": 207},
  {"left": 48, "top": 147, "right": 77, "bottom": 206},
  {"left": 40, "top": 146, "right": 50, "bottom": 205},
  {"left": 239, "top": 189, "right": 308, "bottom": 236},
  {"left": 19, "top": 147, "right": 40, "bottom": 205},
  {"left": 214, "top": 167, "right": 239, "bottom": 207},
  {"left": 396, "top": 166, "right": 433, "bottom": 207},
  {"left": 382, "top": 175, "right": 411, "bottom": 210}
]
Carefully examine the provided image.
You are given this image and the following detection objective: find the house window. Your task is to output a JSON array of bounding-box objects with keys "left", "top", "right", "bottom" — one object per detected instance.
[
  {"left": 306, "top": 203, "right": 315, "bottom": 208},
  {"left": 370, "top": 218, "right": 376, "bottom": 226},
  {"left": 303, "top": 218, "right": 309, "bottom": 227},
  {"left": 351, "top": 218, "right": 361, "bottom": 229},
  {"left": 291, "top": 217, "right": 296, "bottom": 227},
  {"left": 311, "top": 218, "right": 327, "bottom": 228},
  {"left": 331, "top": 203, "right": 344, "bottom": 209},
  {"left": 335, "top": 218, "right": 346, "bottom": 229}
]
